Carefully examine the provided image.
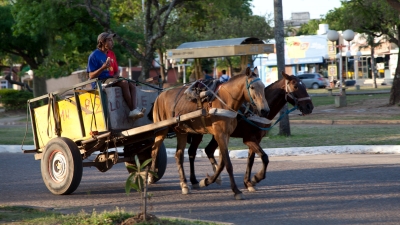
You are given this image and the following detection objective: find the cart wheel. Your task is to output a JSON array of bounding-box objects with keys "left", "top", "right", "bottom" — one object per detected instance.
[
  {"left": 125, "top": 142, "right": 167, "bottom": 183},
  {"left": 41, "top": 137, "right": 82, "bottom": 195}
]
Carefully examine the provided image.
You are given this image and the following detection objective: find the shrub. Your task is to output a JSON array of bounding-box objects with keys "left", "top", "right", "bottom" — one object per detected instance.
[{"left": 0, "top": 89, "right": 33, "bottom": 111}]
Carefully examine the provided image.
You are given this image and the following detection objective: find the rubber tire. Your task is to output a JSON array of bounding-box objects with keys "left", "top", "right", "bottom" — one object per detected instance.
[
  {"left": 311, "top": 83, "right": 319, "bottom": 89},
  {"left": 125, "top": 142, "right": 167, "bottom": 183},
  {"left": 41, "top": 137, "right": 83, "bottom": 195}
]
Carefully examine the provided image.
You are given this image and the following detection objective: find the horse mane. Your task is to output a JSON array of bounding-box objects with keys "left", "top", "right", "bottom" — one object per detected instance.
[{"left": 264, "top": 77, "right": 283, "bottom": 92}]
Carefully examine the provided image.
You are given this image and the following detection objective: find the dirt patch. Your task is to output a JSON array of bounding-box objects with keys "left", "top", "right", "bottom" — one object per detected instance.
[{"left": 290, "top": 96, "right": 400, "bottom": 121}]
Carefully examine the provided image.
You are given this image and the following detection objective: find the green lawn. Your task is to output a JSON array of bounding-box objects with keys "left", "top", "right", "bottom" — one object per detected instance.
[{"left": 1, "top": 88, "right": 398, "bottom": 147}]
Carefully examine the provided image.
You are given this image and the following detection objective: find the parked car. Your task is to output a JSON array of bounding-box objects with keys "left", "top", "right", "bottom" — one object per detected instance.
[{"left": 297, "top": 73, "right": 329, "bottom": 89}]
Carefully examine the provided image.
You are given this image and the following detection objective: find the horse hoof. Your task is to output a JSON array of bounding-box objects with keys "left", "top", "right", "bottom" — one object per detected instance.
[
  {"left": 147, "top": 176, "right": 154, "bottom": 184},
  {"left": 199, "top": 179, "right": 207, "bottom": 188},
  {"left": 216, "top": 177, "right": 222, "bottom": 185},
  {"left": 251, "top": 177, "right": 258, "bottom": 185},
  {"left": 192, "top": 183, "right": 200, "bottom": 189},
  {"left": 182, "top": 187, "right": 191, "bottom": 195},
  {"left": 234, "top": 193, "right": 245, "bottom": 200},
  {"left": 248, "top": 186, "right": 257, "bottom": 192}
]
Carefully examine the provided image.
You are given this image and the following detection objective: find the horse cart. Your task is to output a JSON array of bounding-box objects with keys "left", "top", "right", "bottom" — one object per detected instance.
[{"left": 24, "top": 78, "right": 205, "bottom": 195}]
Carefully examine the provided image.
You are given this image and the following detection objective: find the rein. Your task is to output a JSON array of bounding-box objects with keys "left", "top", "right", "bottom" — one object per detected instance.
[
  {"left": 199, "top": 76, "right": 261, "bottom": 113},
  {"left": 241, "top": 79, "right": 311, "bottom": 131},
  {"left": 239, "top": 106, "right": 298, "bottom": 131}
]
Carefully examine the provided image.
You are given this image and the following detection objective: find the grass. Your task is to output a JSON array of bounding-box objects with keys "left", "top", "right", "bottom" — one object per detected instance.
[
  {"left": 0, "top": 126, "right": 33, "bottom": 145},
  {"left": 306, "top": 85, "right": 391, "bottom": 95},
  {"left": 1, "top": 89, "right": 399, "bottom": 147},
  {"left": 308, "top": 93, "right": 391, "bottom": 108},
  {"left": 162, "top": 124, "right": 400, "bottom": 150},
  {"left": 0, "top": 206, "right": 220, "bottom": 225}
]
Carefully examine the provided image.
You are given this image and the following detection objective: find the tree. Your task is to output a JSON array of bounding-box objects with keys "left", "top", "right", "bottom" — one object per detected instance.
[
  {"left": 125, "top": 156, "right": 158, "bottom": 223},
  {"left": 358, "top": 34, "right": 387, "bottom": 88},
  {"left": 155, "top": 0, "right": 265, "bottom": 81},
  {"left": 0, "top": 3, "right": 49, "bottom": 97},
  {"left": 72, "top": 0, "right": 194, "bottom": 81},
  {"left": 325, "top": 0, "right": 400, "bottom": 104},
  {"left": 274, "top": 0, "right": 291, "bottom": 136},
  {"left": 296, "top": 19, "right": 323, "bottom": 36}
]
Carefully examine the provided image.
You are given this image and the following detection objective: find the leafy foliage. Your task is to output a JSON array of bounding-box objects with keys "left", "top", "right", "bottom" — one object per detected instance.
[
  {"left": 125, "top": 155, "right": 158, "bottom": 221},
  {"left": 324, "top": 0, "right": 400, "bottom": 104},
  {"left": 0, "top": 89, "right": 33, "bottom": 111},
  {"left": 297, "top": 19, "right": 323, "bottom": 35}
]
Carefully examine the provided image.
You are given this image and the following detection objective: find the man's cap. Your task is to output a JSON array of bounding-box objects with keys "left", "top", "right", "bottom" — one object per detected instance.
[{"left": 97, "top": 32, "right": 116, "bottom": 43}]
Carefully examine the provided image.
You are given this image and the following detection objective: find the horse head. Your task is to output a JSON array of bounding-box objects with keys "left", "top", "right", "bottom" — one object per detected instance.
[
  {"left": 245, "top": 67, "right": 270, "bottom": 117},
  {"left": 282, "top": 71, "right": 314, "bottom": 115}
]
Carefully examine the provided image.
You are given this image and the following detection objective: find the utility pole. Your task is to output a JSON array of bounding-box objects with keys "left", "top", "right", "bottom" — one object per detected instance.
[{"left": 274, "top": 0, "right": 291, "bottom": 136}]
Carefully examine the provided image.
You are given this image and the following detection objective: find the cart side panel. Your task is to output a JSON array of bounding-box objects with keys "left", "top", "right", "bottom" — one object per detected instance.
[
  {"left": 71, "top": 92, "right": 107, "bottom": 137},
  {"left": 105, "top": 86, "right": 158, "bottom": 130},
  {"left": 33, "top": 92, "right": 107, "bottom": 149}
]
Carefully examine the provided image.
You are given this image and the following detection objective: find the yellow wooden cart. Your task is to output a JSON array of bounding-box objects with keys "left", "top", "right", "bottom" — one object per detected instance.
[{"left": 25, "top": 79, "right": 205, "bottom": 195}]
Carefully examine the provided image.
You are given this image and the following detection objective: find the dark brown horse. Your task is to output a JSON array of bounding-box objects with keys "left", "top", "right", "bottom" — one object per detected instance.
[
  {"left": 150, "top": 68, "right": 270, "bottom": 200},
  {"left": 187, "top": 71, "right": 314, "bottom": 191}
]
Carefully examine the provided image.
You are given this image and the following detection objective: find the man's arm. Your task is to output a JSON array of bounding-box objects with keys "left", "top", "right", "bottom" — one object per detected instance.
[{"left": 89, "top": 57, "right": 110, "bottom": 79}]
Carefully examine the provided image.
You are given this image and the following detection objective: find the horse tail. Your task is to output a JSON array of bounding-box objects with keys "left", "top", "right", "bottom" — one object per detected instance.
[
  {"left": 152, "top": 95, "right": 163, "bottom": 123},
  {"left": 147, "top": 103, "right": 154, "bottom": 121}
]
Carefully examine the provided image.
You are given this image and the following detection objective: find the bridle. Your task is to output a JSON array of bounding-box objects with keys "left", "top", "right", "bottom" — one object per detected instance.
[
  {"left": 246, "top": 76, "right": 262, "bottom": 107},
  {"left": 285, "top": 79, "right": 311, "bottom": 107}
]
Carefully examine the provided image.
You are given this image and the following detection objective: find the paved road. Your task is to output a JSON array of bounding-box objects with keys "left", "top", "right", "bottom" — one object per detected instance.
[{"left": 1, "top": 152, "right": 399, "bottom": 224}]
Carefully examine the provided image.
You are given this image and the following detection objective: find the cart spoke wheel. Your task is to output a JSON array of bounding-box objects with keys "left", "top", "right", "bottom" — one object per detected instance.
[
  {"left": 41, "top": 137, "right": 82, "bottom": 195},
  {"left": 50, "top": 151, "right": 67, "bottom": 182}
]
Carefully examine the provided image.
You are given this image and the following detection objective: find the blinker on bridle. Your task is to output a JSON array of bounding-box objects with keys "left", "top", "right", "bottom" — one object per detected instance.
[
  {"left": 285, "top": 80, "right": 311, "bottom": 107},
  {"left": 246, "top": 77, "right": 261, "bottom": 107}
]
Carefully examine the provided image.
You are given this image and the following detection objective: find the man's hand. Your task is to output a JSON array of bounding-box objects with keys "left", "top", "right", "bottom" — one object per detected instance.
[{"left": 103, "top": 57, "right": 111, "bottom": 69}]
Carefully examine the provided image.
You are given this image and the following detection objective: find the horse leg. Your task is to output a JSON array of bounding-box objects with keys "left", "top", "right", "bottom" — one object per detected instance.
[
  {"left": 244, "top": 148, "right": 256, "bottom": 192},
  {"left": 149, "top": 129, "right": 168, "bottom": 184},
  {"left": 175, "top": 133, "right": 190, "bottom": 194},
  {"left": 200, "top": 133, "right": 244, "bottom": 200},
  {"left": 204, "top": 136, "right": 222, "bottom": 185},
  {"left": 244, "top": 140, "right": 269, "bottom": 191},
  {"left": 187, "top": 134, "right": 203, "bottom": 189}
]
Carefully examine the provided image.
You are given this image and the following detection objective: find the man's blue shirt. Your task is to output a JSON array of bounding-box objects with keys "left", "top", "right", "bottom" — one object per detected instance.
[{"left": 87, "top": 49, "right": 112, "bottom": 88}]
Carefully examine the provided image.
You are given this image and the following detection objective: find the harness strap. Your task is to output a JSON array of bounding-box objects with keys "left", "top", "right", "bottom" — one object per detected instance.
[
  {"left": 196, "top": 96, "right": 209, "bottom": 133},
  {"left": 47, "top": 93, "right": 62, "bottom": 137},
  {"left": 285, "top": 80, "right": 311, "bottom": 104},
  {"left": 246, "top": 78, "right": 261, "bottom": 107},
  {"left": 240, "top": 106, "right": 298, "bottom": 131}
]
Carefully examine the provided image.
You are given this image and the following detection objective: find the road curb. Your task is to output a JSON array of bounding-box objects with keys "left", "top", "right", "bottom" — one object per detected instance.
[
  {"left": 4, "top": 145, "right": 400, "bottom": 158},
  {"left": 290, "top": 120, "right": 400, "bottom": 125}
]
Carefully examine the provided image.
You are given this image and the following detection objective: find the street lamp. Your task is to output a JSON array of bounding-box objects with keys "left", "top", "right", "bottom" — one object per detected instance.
[{"left": 327, "top": 29, "right": 355, "bottom": 95}]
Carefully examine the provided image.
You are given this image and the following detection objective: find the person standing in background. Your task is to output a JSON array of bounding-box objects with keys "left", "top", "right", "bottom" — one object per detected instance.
[{"left": 219, "top": 69, "right": 230, "bottom": 83}]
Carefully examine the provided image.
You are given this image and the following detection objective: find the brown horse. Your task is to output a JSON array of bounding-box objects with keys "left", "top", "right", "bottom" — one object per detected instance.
[
  {"left": 150, "top": 68, "right": 270, "bottom": 200},
  {"left": 187, "top": 71, "right": 314, "bottom": 191}
]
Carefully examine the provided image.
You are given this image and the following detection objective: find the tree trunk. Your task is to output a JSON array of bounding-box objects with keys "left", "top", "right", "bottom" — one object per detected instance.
[
  {"left": 194, "top": 58, "right": 202, "bottom": 80},
  {"left": 240, "top": 56, "right": 248, "bottom": 73},
  {"left": 157, "top": 49, "right": 166, "bottom": 83},
  {"left": 370, "top": 48, "right": 377, "bottom": 88},
  {"left": 33, "top": 75, "right": 47, "bottom": 98},
  {"left": 274, "top": 0, "right": 291, "bottom": 136},
  {"left": 226, "top": 57, "right": 234, "bottom": 76},
  {"left": 389, "top": 46, "right": 400, "bottom": 105},
  {"left": 140, "top": 52, "right": 155, "bottom": 82}
]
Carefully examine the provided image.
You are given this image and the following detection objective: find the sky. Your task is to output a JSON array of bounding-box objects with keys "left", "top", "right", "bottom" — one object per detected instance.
[{"left": 251, "top": 0, "right": 343, "bottom": 20}]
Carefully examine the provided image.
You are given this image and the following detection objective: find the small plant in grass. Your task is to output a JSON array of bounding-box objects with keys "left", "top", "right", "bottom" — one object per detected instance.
[{"left": 125, "top": 155, "right": 158, "bottom": 223}]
